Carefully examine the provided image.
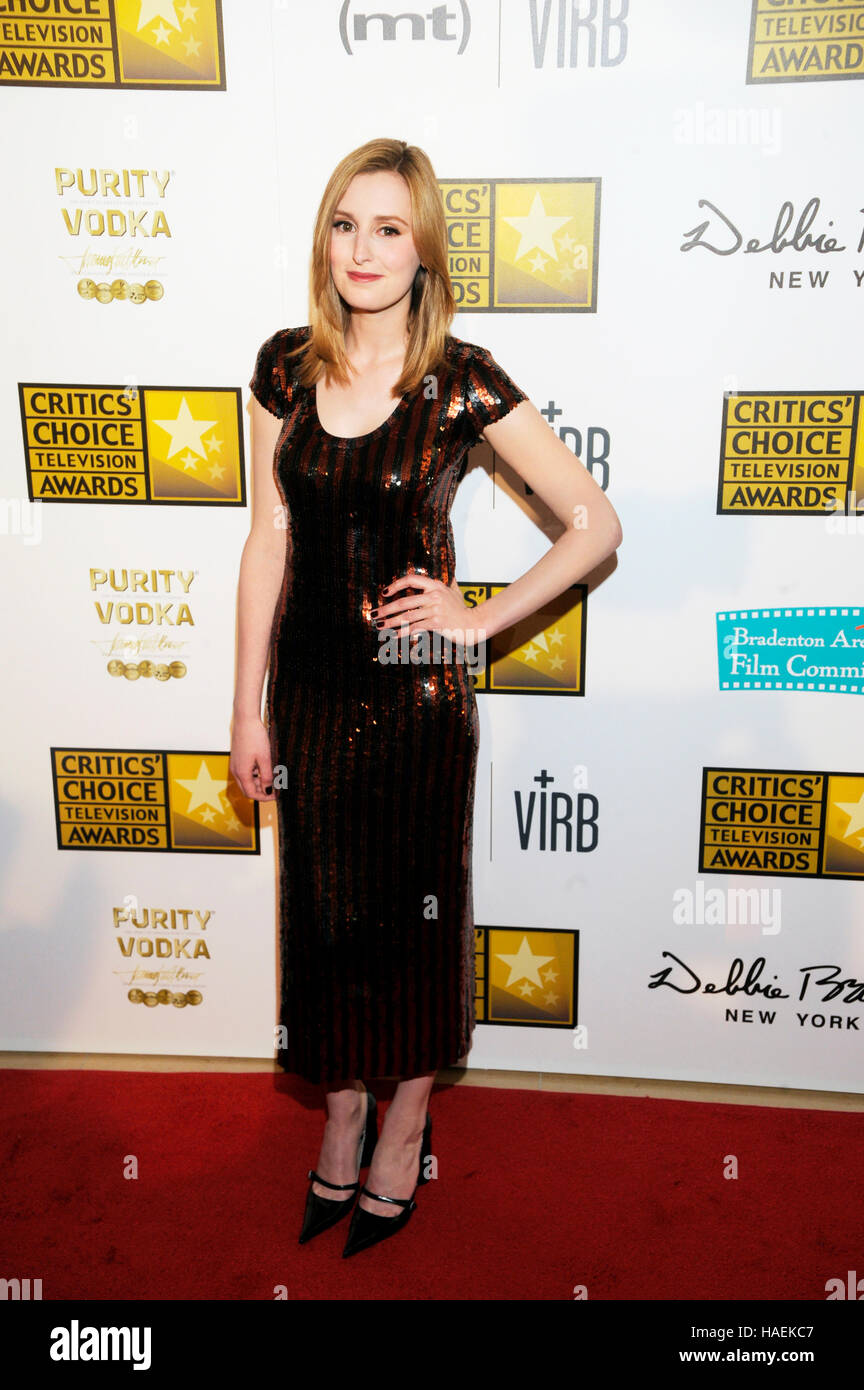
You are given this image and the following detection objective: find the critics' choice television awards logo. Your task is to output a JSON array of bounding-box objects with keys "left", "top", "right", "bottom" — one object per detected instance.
[
  {"left": 19, "top": 382, "right": 247, "bottom": 503},
  {"left": 439, "top": 179, "right": 600, "bottom": 311},
  {"left": 717, "top": 609, "right": 864, "bottom": 694},
  {"left": 0, "top": 0, "right": 225, "bottom": 89},
  {"left": 747, "top": 0, "right": 864, "bottom": 83},
  {"left": 474, "top": 928, "right": 578, "bottom": 1027},
  {"left": 459, "top": 583, "right": 586, "bottom": 694},
  {"left": 50, "top": 749, "right": 259, "bottom": 852},
  {"left": 699, "top": 767, "right": 864, "bottom": 880},
  {"left": 717, "top": 391, "right": 864, "bottom": 515}
]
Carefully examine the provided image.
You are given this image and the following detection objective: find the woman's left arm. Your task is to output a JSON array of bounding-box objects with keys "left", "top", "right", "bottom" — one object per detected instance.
[
  {"left": 376, "top": 398, "right": 623, "bottom": 640},
  {"left": 468, "top": 399, "right": 623, "bottom": 640}
]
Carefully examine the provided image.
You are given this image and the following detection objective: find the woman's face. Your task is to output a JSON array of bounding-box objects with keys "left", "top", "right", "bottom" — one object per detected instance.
[{"left": 329, "top": 170, "right": 422, "bottom": 317}]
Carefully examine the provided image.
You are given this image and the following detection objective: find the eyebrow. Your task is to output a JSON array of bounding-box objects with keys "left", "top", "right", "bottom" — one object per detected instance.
[{"left": 333, "top": 209, "right": 410, "bottom": 226}]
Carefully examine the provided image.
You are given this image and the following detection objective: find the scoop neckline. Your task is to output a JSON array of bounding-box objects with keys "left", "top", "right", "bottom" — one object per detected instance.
[{"left": 312, "top": 378, "right": 410, "bottom": 443}]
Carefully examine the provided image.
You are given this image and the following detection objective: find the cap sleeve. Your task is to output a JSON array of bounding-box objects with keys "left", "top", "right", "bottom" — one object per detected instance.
[
  {"left": 463, "top": 345, "right": 528, "bottom": 448},
  {"left": 248, "top": 329, "right": 294, "bottom": 418}
]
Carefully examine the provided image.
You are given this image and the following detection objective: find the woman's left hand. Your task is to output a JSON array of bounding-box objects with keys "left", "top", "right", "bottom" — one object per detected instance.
[{"left": 373, "top": 574, "right": 481, "bottom": 642}]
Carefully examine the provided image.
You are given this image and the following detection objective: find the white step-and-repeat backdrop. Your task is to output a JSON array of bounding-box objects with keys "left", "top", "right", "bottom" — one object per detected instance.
[{"left": 2, "top": 0, "right": 863, "bottom": 1092}]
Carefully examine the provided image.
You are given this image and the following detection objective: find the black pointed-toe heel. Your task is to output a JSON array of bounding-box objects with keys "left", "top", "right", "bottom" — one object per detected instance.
[
  {"left": 298, "top": 1087, "right": 378, "bottom": 1245},
  {"left": 341, "top": 1110, "right": 432, "bottom": 1257}
]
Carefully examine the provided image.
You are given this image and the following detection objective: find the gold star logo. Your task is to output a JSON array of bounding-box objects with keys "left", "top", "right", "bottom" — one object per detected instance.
[
  {"left": 503, "top": 192, "right": 572, "bottom": 262},
  {"left": 495, "top": 935, "right": 555, "bottom": 989},
  {"left": 175, "top": 760, "right": 228, "bottom": 818},
  {"left": 152, "top": 397, "right": 219, "bottom": 466}
]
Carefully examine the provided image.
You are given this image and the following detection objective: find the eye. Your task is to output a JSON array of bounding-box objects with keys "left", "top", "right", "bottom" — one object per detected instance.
[{"left": 331, "top": 219, "right": 402, "bottom": 235}]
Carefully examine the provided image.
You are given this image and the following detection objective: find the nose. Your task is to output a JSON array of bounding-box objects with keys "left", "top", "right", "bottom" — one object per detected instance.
[{"left": 351, "top": 230, "right": 373, "bottom": 265}]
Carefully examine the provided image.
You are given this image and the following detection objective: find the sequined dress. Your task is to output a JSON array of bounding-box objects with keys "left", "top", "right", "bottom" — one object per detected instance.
[{"left": 248, "top": 324, "right": 527, "bottom": 1084}]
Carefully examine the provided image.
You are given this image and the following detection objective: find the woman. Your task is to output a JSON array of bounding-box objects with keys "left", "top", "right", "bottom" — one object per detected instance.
[{"left": 231, "top": 138, "right": 622, "bottom": 1258}]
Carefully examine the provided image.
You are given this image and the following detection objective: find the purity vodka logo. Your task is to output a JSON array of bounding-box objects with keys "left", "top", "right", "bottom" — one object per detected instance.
[{"left": 337, "top": 1, "right": 630, "bottom": 65}]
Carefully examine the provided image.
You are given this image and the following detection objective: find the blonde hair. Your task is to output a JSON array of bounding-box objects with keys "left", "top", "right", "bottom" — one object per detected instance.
[{"left": 287, "top": 138, "right": 456, "bottom": 398}]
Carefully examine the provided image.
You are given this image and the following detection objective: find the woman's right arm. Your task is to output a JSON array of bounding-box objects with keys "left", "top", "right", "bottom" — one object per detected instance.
[{"left": 229, "top": 397, "right": 288, "bottom": 802}]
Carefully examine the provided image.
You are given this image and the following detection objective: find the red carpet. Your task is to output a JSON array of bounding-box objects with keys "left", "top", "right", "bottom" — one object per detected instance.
[{"left": 1, "top": 1070, "right": 861, "bottom": 1301}]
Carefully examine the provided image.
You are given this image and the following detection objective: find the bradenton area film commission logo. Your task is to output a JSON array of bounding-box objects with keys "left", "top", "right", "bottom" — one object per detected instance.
[
  {"left": 717, "top": 608, "right": 864, "bottom": 694},
  {"left": 474, "top": 927, "right": 578, "bottom": 1027},
  {"left": 0, "top": 0, "right": 226, "bottom": 89},
  {"left": 699, "top": 767, "right": 864, "bottom": 880},
  {"left": 747, "top": 0, "right": 864, "bottom": 84},
  {"left": 458, "top": 583, "right": 586, "bottom": 694},
  {"left": 439, "top": 178, "right": 600, "bottom": 311},
  {"left": 19, "top": 381, "right": 246, "bottom": 504},
  {"left": 717, "top": 390, "right": 864, "bottom": 516},
  {"left": 51, "top": 749, "right": 259, "bottom": 852}
]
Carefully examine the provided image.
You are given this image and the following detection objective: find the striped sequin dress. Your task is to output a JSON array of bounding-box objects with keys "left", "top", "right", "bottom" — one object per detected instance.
[{"left": 249, "top": 324, "right": 527, "bottom": 1083}]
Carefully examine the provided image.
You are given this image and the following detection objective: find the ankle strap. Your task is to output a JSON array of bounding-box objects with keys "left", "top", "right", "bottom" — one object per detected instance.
[
  {"left": 359, "top": 1185, "right": 413, "bottom": 1209},
  {"left": 307, "top": 1169, "right": 360, "bottom": 1192}
]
